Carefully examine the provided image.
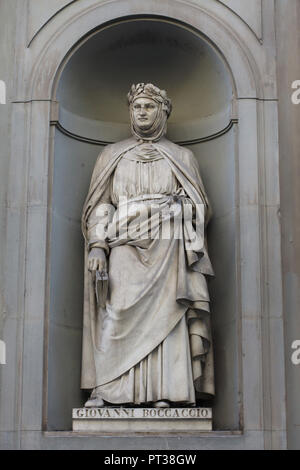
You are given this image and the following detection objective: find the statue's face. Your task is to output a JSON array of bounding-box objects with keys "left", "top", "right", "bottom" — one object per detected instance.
[{"left": 132, "top": 97, "right": 159, "bottom": 130}]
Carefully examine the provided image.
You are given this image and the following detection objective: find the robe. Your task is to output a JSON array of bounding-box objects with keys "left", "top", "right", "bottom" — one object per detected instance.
[{"left": 81, "top": 136, "right": 215, "bottom": 404}]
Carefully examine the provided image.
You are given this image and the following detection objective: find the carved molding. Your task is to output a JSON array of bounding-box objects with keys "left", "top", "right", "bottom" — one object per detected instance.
[
  {"left": 52, "top": 118, "right": 238, "bottom": 146},
  {"left": 218, "top": 0, "right": 262, "bottom": 41},
  {"left": 27, "top": 0, "right": 77, "bottom": 47}
]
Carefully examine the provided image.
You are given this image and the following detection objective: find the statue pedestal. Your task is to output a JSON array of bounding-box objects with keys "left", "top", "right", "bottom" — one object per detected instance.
[{"left": 72, "top": 407, "right": 212, "bottom": 433}]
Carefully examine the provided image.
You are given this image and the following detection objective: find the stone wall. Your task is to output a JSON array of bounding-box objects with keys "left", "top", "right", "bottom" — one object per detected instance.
[
  {"left": 0, "top": 0, "right": 296, "bottom": 449},
  {"left": 275, "top": 0, "right": 300, "bottom": 451}
]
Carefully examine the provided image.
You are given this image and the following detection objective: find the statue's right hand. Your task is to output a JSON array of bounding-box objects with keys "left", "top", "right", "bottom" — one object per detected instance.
[{"left": 88, "top": 248, "right": 108, "bottom": 276}]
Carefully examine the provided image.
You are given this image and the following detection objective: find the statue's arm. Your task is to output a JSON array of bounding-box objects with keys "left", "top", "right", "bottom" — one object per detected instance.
[
  {"left": 86, "top": 181, "right": 114, "bottom": 255},
  {"left": 85, "top": 148, "right": 116, "bottom": 276},
  {"left": 182, "top": 147, "right": 212, "bottom": 224},
  {"left": 86, "top": 187, "right": 113, "bottom": 276}
]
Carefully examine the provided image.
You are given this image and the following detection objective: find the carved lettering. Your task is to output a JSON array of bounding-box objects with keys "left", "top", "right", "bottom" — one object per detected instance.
[
  {"left": 76, "top": 409, "right": 85, "bottom": 418},
  {"left": 74, "top": 407, "right": 211, "bottom": 421}
]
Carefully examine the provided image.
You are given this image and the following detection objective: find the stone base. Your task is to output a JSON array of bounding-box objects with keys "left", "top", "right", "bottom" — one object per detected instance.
[{"left": 72, "top": 407, "right": 212, "bottom": 433}]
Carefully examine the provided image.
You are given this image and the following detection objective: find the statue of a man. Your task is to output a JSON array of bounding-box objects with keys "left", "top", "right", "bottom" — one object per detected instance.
[{"left": 81, "top": 83, "right": 214, "bottom": 408}]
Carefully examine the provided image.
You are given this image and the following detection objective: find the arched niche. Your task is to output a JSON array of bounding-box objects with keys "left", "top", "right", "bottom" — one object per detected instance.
[
  {"left": 48, "top": 16, "right": 238, "bottom": 431},
  {"left": 56, "top": 18, "right": 233, "bottom": 144}
]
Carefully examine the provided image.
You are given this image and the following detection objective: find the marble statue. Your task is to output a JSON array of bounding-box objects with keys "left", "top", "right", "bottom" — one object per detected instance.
[{"left": 81, "top": 83, "right": 214, "bottom": 408}]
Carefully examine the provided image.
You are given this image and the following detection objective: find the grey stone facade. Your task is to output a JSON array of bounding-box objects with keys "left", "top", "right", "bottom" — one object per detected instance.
[{"left": 0, "top": 0, "right": 299, "bottom": 449}]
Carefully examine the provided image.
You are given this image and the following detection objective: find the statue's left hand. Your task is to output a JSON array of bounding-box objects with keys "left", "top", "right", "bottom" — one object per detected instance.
[{"left": 88, "top": 247, "right": 108, "bottom": 277}]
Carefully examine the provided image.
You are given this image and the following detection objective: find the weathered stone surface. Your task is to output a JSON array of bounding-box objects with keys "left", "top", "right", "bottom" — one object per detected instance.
[
  {"left": 0, "top": 0, "right": 291, "bottom": 450},
  {"left": 218, "top": 0, "right": 262, "bottom": 39}
]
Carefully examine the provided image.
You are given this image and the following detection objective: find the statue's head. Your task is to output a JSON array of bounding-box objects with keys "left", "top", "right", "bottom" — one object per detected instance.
[{"left": 127, "top": 83, "right": 172, "bottom": 142}]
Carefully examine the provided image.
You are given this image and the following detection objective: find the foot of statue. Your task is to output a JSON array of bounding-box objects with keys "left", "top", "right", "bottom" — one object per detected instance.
[
  {"left": 153, "top": 400, "right": 170, "bottom": 408},
  {"left": 84, "top": 386, "right": 105, "bottom": 408},
  {"left": 84, "top": 396, "right": 105, "bottom": 408},
  {"left": 84, "top": 388, "right": 105, "bottom": 408}
]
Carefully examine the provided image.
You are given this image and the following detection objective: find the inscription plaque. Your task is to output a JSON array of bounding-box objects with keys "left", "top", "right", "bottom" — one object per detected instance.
[{"left": 72, "top": 407, "right": 212, "bottom": 433}]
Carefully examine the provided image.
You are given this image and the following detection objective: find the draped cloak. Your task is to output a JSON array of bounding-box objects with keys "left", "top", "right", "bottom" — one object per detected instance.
[{"left": 81, "top": 136, "right": 215, "bottom": 400}]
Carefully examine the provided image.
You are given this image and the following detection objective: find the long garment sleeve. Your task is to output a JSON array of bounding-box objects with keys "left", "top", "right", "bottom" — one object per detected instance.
[{"left": 84, "top": 141, "right": 214, "bottom": 404}]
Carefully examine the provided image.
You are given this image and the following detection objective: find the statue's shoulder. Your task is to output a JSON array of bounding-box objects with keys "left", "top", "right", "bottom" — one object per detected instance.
[
  {"left": 95, "top": 137, "right": 136, "bottom": 168},
  {"left": 159, "top": 138, "right": 197, "bottom": 167},
  {"left": 101, "top": 137, "right": 135, "bottom": 157},
  {"left": 176, "top": 143, "right": 199, "bottom": 170},
  {"left": 106, "top": 136, "right": 136, "bottom": 152}
]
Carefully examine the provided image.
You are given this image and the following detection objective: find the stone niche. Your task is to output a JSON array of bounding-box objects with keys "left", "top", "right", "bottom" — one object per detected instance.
[{"left": 47, "top": 17, "right": 238, "bottom": 432}]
